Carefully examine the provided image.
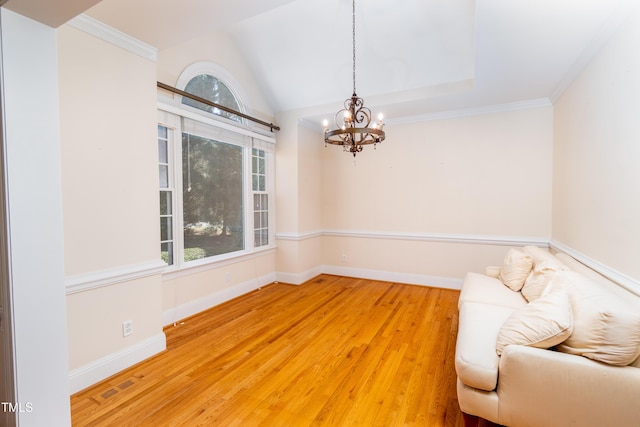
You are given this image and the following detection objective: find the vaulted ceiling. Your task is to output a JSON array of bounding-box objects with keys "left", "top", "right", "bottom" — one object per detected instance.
[{"left": 5, "top": 0, "right": 637, "bottom": 120}]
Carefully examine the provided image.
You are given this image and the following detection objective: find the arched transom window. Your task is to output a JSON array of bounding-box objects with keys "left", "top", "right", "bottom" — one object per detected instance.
[{"left": 182, "top": 74, "right": 242, "bottom": 122}]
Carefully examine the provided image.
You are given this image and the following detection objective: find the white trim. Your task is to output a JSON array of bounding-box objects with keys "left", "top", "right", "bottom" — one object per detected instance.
[
  {"left": 158, "top": 101, "right": 276, "bottom": 144},
  {"left": 65, "top": 260, "right": 167, "bottom": 295},
  {"left": 549, "top": 240, "right": 640, "bottom": 294},
  {"left": 276, "top": 266, "right": 323, "bottom": 286},
  {"left": 275, "top": 230, "right": 323, "bottom": 242},
  {"left": 388, "top": 98, "right": 552, "bottom": 126},
  {"left": 322, "top": 265, "right": 463, "bottom": 290},
  {"left": 162, "top": 272, "right": 276, "bottom": 326},
  {"left": 68, "top": 333, "right": 166, "bottom": 394},
  {"left": 277, "top": 229, "right": 547, "bottom": 247},
  {"left": 66, "top": 14, "right": 157, "bottom": 62},
  {"left": 161, "top": 248, "right": 275, "bottom": 282}
]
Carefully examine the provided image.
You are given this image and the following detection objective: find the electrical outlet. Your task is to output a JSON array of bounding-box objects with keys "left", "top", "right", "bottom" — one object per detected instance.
[
  {"left": 123, "top": 320, "right": 133, "bottom": 337},
  {"left": 341, "top": 254, "right": 347, "bottom": 263},
  {"left": 225, "top": 272, "right": 231, "bottom": 283}
]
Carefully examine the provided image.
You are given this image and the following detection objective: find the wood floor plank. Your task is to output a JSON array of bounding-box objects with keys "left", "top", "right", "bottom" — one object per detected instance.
[{"left": 71, "top": 275, "right": 473, "bottom": 426}]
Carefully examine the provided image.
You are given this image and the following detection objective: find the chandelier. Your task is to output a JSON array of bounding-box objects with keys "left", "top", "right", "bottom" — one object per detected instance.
[{"left": 323, "top": 0, "right": 385, "bottom": 158}]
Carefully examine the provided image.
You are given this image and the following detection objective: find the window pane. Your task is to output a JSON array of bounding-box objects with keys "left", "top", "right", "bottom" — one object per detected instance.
[
  {"left": 161, "top": 242, "right": 173, "bottom": 265},
  {"left": 161, "top": 217, "right": 172, "bottom": 241},
  {"left": 159, "top": 165, "right": 169, "bottom": 188},
  {"left": 160, "top": 191, "right": 172, "bottom": 215},
  {"left": 182, "top": 133, "right": 244, "bottom": 261},
  {"left": 158, "top": 139, "right": 168, "bottom": 163},
  {"left": 182, "top": 74, "right": 242, "bottom": 122},
  {"left": 158, "top": 125, "right": 168, "bottom": 139}
]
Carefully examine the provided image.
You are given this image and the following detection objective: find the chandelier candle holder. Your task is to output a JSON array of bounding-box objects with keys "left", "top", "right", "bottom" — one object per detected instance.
[{"left": 323, "top": 0, "right": 386, "bottom": 158}]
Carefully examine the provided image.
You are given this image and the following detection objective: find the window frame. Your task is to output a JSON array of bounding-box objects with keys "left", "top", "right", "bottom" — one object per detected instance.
[{"left": 157, "top": 98, "right": 275, "bottom": 273}]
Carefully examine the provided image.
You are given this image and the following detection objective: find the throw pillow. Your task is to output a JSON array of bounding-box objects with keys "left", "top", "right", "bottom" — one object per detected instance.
[
  {"left": 522, "top": 260, "right": 569, "bottom": 302},
  {"left": 496, "top": 287, "right": 573, "bottom": 356},
  {"left": 498, "top": 248, "right": 534, "bottom": 292},
  {"left": 551, "top": 271, "right": 640, "bottom": 366}
]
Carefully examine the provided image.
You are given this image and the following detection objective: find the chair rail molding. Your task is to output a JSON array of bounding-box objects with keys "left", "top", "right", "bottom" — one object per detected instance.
[
  {"left": 65, "top": 260, "right": 167, "bottom": 295},
  {"left": 550, "top": 240, "right": 640, "bottom": 295}
]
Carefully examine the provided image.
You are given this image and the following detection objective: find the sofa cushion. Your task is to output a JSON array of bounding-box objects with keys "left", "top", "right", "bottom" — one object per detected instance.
[
  {"left": 522, "top": 260, "right": 569, "bottom": 302},
  {"left": 459, "top": 272, "right": 528, "bottom": 310},
  {"left": 456, "top": 302, "right": 516, "bottom": 392},
  {"left": 498, "top": 248, "right": 534, "bottom": 291},
  {"left": 550, "top": 271, "right": 640, "bottom": 366},
  {"left": 496, "top": 287, "right": 573, "bottom": 356}
]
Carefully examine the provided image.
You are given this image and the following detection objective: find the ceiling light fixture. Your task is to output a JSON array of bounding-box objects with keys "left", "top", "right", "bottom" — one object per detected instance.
[{"left": 322, "top": 0, "right": 385, "bottom": 158}]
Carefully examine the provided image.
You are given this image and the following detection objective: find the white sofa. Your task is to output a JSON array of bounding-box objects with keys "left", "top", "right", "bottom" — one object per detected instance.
[{"left": 455, "top": 246, "right": 640, "bottom": 427}]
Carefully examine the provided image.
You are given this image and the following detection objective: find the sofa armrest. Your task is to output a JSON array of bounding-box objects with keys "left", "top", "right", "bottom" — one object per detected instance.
[{"left": 498, "top": 345, "right": 640, "bottom": 427}]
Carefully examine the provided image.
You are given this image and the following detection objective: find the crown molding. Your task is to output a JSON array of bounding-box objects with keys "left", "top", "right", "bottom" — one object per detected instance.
[{"left": 67, "top": 14, "right": 158, "bottom": 62}]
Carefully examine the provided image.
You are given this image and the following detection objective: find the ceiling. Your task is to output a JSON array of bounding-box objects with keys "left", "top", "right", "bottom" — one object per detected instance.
[{"left": 12, "top": 0, "right": 637, "bottom": 120}]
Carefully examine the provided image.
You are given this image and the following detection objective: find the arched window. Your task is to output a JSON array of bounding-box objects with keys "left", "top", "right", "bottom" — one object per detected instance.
[
  {"left": 158, "top": 64, "right": 274, "bottom": 268},
  {"left": 182, "top": 74, "right": 242, "bottom": 123}
]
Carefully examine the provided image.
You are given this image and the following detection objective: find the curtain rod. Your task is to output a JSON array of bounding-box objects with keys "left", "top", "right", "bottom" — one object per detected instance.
[{"left": 157, "top": 81, "right": 280, "bottom": 132}]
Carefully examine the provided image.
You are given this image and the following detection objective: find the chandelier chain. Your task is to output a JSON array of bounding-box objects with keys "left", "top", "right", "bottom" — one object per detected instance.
[
  {"left": 322, "top": 0, "right": 385, "bottom": 158},
  {"left": 352, "top": 0, "right": 356, "bottom": 95}
]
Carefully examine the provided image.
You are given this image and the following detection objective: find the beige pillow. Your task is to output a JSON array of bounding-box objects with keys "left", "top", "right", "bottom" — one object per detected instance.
[
  {"left": 523, "top": 245, "right": 558, "bottom": 265},
  {"left": 551, "top": 271, "right": 640, "bottom": 366},
  {"left": 496, "top": 287, "right": 573, "bottom": 356},
  {"left": 522, "top": 260, "right": 569, "bottom": 302},
  {"left": 498, "top": 248, "right": 533, "bottom": 291}
]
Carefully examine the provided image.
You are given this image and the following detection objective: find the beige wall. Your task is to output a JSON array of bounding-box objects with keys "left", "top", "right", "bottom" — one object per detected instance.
[
  {"left": 59, "top": 26, "right": 159, "bottom": 275},
  {"left": 321, "top": 108, "right": 553, "bottom": 237},
  {"left": 553, "top": 7, "right": 640, "bottom": 282},
  {"left": 315, "top": 106, "right": 553, "bottom": 282},
  {"left": 58, "top": 25, "right": 164, "bottom": 385}
]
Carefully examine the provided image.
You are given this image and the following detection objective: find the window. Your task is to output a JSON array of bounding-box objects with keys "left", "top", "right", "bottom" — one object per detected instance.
[
  {"left": 252, "top": 148, "right": 268, "bottom": 247},
  {"left": 182, "top": 74, "right": 241, "bottom": 123},
  {"left": 182, "top": 133, "right": 244, "bottom": 261},
  {"left": 158, "top": 125, "right": 174, "bottom": 265},
  {"left": 158, "top": 72, "right": 274, "bottom": 269}
]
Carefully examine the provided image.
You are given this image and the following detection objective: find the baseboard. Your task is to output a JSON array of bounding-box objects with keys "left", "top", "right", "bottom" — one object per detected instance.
[
  {"left": 162, "top": 272, "right": 276, "bottom": 326},
  {"left": 69, "top": 332, "right": 166, "bottom": 395},
  {"left": 321, "top": 265, "right": 463, "bottom": 290},
  {"left": 275, "top": 266, "right": 323, "bottom": 285}
]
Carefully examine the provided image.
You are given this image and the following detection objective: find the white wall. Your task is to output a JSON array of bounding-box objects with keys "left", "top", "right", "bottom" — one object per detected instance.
[
  {"left": 553, "top": 6, "right": 640, "bottom": 283},
  {"left": 1, "top": 9, "right": 71, "bottom": 425}
]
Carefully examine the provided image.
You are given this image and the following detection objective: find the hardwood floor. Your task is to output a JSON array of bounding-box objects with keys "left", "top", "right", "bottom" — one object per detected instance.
[{"left": 71, "top": 275, "right": 474, "bottom": 426}]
